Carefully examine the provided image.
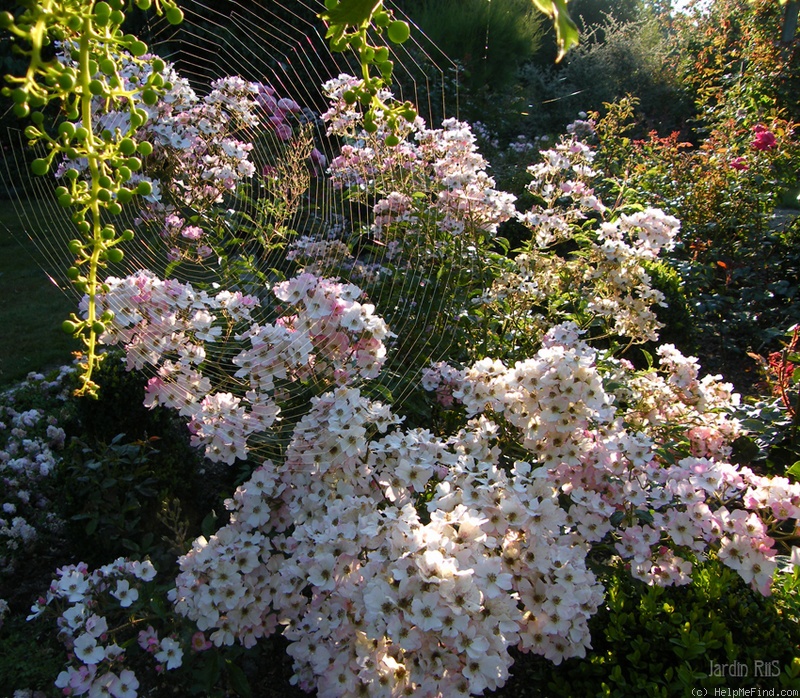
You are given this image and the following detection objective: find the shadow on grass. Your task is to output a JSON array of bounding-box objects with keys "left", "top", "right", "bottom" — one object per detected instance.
[{"left": 0, "top": 198, "right": 78, "bottom": 388}]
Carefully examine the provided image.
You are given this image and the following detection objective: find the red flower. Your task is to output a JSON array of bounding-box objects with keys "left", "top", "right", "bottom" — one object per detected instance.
[
  {"left": 752, "top": 124, "right": 777, "bottom": 151},
  {"left": 729, "top": 156, "right": 749, "bottom": 171}
]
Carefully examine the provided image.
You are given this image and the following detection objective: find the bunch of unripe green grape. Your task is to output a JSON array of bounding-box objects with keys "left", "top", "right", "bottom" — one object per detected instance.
[
  {"left": 1, "top": 0, "right": 184, "bottom": 394},
  {"left": 321, "top": 0, "right": 417, "bottom": 142}
]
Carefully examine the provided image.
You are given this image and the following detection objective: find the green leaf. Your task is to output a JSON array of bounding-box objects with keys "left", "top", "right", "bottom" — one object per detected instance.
[
  {"left": 226, "top": 660, "right": 252, "bottom": 697},
  {"left": 530, "top": 0, "right": 579, "bottom": 62},
  {"left": 201, "top": 511, "right": 219, "bottom": 538},
  {"left": 786, "top": 461, "right": 800, "bottom": 481},
  {"left": 319, "top": 0, "right": 382, "bottom": 27},
  {"left": 121, "top": 538, "right": 140, "bottom": 552},
  {"left": 194, "top": 652, "right": 223, "bottom": 691}
]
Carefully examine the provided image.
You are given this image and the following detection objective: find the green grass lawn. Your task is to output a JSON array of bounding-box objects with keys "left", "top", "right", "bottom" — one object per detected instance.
[{"left": 0, "top": 197, "right": 79, "bottom": 388}]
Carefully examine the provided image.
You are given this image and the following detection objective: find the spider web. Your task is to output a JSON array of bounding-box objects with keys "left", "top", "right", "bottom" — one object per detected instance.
[{"left": 1, "top": 0, "right": 469, "bottom": 436}]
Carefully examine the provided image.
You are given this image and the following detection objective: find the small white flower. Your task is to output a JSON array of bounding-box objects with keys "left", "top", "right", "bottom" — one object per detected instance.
[
  {"left": 73, "top": 632, "right": 106, "bottom": 665},
  {"left": 111, "top": 580, "right": 138, "bottom": 608},
  {"left": 130, "top": 559, "right": 157, "bottom": 582},
  {"left": 155, "top": 636, "right": 183, "bottom": 670}
]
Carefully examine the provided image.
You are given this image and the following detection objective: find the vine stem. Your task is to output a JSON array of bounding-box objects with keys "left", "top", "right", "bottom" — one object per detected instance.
[{"left": 77, "top": 10, "right": 103, "bottom": 397}]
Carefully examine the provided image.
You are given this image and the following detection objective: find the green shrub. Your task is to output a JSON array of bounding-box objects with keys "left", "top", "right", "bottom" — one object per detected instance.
[
  {"left": 641, "top": 257, "right": 695, "bottom": 354},
  {"left": 405, "top": 0, "right": 545, "bottom": 90},
  {"left": 0, "top": 613, "right": 63, "bottom": 696},
  {"left": 517, "top": 16, "right": 693, "bottom": 140},
  {"left": 56, "top": 353, "right": 227, "bottom": 568},
  {"left": 500, "top": 559, "right": 800, "bottom": 697}
]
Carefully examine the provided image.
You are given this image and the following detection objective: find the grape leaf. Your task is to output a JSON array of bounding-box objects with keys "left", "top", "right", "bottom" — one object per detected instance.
[{"left": 320, "top": 0, "right": 383, "bottom": 27}]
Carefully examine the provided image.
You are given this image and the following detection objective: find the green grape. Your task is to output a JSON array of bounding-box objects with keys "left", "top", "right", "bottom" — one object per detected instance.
[
  {"left": 119, "top": 138, "right": 137, "bottom": 156},
  {"left": 166, "top": 7, "right": 184, "bottom": 24},
  {"left": 107, "top": 202, "right": 123, "bottom": 215},
  {"left": 97, "top": 188, "right": 112, "bottom": 202},
  {"left": 106, "top": 248, "right": 124, "bottom": 263},
  {"left": 140, "top": 88, "right": 158, "bottom": 107},
  {"left": 387, "top": 20, "right": 410, "bottom": 44},
  {"left": 30, "top": 112, "right": 45, "bottom": 125},
  {"left": 58, "top": 121, "right": 76, "bottom": 139},
  {"left": 99, "top": 175, "right": 113, "bottom": 188},
  {"left": 137, "top": 141, "right": 153, "bottom": 156},
  {"left": 68, "top": 239, "right": 83, "bottom": 254},
  {"left": 136, "top": 0, "right": 153, "bottom": 9},
  {"left": 31, "top": 159, "right": 49, "bottom": 176},
  {"left": 109, "top": 9, "right": 125, "bottom": 25},
  {"left": 130, "top": 40, "right": 147, "bottom": 57},
  {"left": 89, "top": 79, "right": 105, "bottom": 96},
  {"left": 62, "top": 320, "right": 79, "bottom": 335},
  {"left": 136, "top": 180, "right": 152, "bottom": 196},
  {"left": 67, "top": 266, "right": 81, "bottom": 280},
  {"left": 91, "top": 321, "right": 106, "bottom": 334},
  {"left": 379, "top": 60, "right": 393, "bottom": 80},
  {"left": 116, "top": 187, "right": 133, "bottom": 204},
  {"left": 58, "top": 73, "right": 76, "bottom": 90}
]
